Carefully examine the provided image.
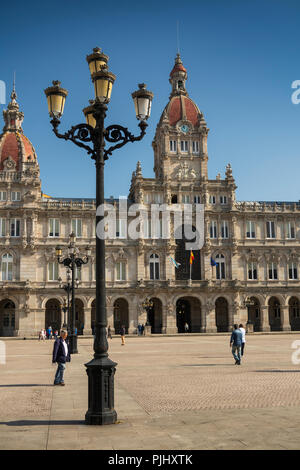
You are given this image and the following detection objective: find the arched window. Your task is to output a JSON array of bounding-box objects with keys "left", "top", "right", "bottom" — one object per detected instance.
[
  {"left": 150, "top": 254, "right": 160, "bottom": 280},
  {"left": 216, "top": 253, "right": 225, "bottom": 280},
  {"left": 1, "top": 254, "right": 13, "bottom": 281}
]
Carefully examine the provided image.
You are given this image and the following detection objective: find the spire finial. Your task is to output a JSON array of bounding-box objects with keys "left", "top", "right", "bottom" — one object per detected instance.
[{"left": 11, "top": 71, "right": 17, "bottom": 101}]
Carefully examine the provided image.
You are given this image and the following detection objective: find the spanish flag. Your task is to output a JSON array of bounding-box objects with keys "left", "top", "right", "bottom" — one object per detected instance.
[{"left": 190, "top": 251, "right": 195, "bottom": 265}]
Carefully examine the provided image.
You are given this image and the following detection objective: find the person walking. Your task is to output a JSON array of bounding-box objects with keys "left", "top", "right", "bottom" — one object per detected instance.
[
  {"left": 239, "top": 323, "right": 246, "bottom": 357},
  {"left": 120, "top": 325, "right": 126, "bottom": 346},
  {"left": 107, "top": 325, "right": 112, "bottom": 339},
  {"left": 137, "top": 323, "right": 142, "bottom": 336},
  {"left": 141, "top": 324, "right": 145, "bottom": 336},
  {"left": 52, "top": 329, "right": 71, "bottom": 386},
  {"left": 230, "top": 324, "right": 243, "bottom": 365},
  {"left": 47, "top": 326, "right": 52, "bottom": 340}
]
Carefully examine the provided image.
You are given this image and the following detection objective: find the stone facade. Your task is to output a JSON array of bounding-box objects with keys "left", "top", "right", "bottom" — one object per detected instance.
[{"left": 0, "top": 56, "right": 300, "bottom": 337}]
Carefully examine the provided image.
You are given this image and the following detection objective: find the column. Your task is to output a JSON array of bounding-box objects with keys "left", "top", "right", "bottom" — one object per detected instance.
[
  {"left": 164, "top": 301, "right": 178, "bottom": 334},
  {"left": 260, "top": 305, "right": 271, "bottom": 332},
  {"left": 84, "top": 307, "right": 92, "bottom": 335},
  {"left": 281, "top": 305, "right": 291, "bottom": 332},
  {"left": 205, "top": 300, "right": 217, "bottom": 333},
  {"left": 107, "top": 305, "right": 115, "bottom": 335}
]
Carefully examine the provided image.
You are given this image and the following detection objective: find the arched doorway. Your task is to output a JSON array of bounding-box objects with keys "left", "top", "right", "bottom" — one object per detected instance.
[
  {"left": 0, "top": 299, "right": 15, "bottom": 337},
  {"left": 268, "top": 297, "right": 281, "bottom": 331},
  {"left": 175, "top": 225, "right": 201, "bottom": 280},
  {"left": 247, "top": 297, "right": 261, "bottom": 331},
  {"left": 45, "top": 299, "right": 61, "bottom": 332},
  {"left": 91, "top": 299, "right": 96, "bottom": 334},
  {"left": 75, "top": 299, "right": 84, "bottom": 335},
  {"left": 215, "top": 297, "right": 229, "bottom": 332},
  {"left": 176, "top": 297, "right": 202, "bottom": 332},
  {"left": 148, "top": 298, "right": 162, "bottom": 334},
  {"left": 114, "top": 298, "right": 129, "bottom": 334},
  {"left": 289, "top": 297, "right": 300, "bottom": 331}
]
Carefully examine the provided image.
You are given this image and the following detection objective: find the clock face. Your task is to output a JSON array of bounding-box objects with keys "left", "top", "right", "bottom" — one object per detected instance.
[{"left": 180, "top": 124, "right": 189, "bottom": 133}]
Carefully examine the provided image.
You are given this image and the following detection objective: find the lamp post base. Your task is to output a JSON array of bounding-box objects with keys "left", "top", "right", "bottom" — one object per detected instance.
[
  {"left": 85, "top": 357, "right": 117, "bottom": 425},
  {"left": 68, "top": 334, "right": 78, "bottom": 354}
]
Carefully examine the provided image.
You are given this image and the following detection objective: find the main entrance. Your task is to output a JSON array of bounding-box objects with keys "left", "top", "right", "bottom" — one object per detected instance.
[
  {"left": 176, "top": 297, "right": 202, "bottom": 332},
  {"left": 215, "top": 297, "right": 229, "bottom": 332},
  {"left": 45, "top": 299, "right": 62, "bottom": 332},
  {"left": 0, "top": 299, "right": 15, "bottom": 337},
  {"left": 148, "top": 298, "right": 162, "bottom": 334},
  {"left": 114, "top": 298, "right": 129, "bottom": 334}
]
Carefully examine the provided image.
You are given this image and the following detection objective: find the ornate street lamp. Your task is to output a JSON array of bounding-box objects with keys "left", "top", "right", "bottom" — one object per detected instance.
[
  {"left": 58, "top": 269, "right": 79, "bottom": 329},
  {"left": 45, "top": 47, "right": 153, "bottom": 425},
  {"left": 55, "top": 233, "right": 90, "bottom": 354},
  {"left": 142, "top": 297, "right": 154, "bottom": 325}
]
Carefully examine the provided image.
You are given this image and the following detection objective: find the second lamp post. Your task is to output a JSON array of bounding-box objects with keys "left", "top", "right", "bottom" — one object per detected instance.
[{"left": 55, "top": 233, "right": 90, "bottom": 354}]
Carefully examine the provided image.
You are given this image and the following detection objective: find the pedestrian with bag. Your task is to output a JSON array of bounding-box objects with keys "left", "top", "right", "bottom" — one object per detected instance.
[{"left": 230, "top": 324, "right": 243, "bottom": 365}]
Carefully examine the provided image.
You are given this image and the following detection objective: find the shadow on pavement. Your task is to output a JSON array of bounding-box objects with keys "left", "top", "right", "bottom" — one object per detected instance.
[
  {"left": 0, "top": 384, "right": 53, "bottom": 387},
  {"left": 0, "top": 420, "right": 85, "bottom": 426},
  {"left": 254, "top": 370, "right": 300, "bottom": 373}
]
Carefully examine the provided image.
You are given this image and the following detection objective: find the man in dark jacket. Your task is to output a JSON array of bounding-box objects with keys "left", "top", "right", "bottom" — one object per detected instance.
[
  {"left": 230, "top": 324, "right": 243, "bottom": 365},
  {"left": 52, "top": 330, "right": 71, "bottom": 386}
]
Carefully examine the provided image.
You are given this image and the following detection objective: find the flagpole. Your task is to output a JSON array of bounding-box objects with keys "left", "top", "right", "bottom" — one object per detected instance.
[{"left": 190, "top": 250, "right": 192, "bottom": 282}]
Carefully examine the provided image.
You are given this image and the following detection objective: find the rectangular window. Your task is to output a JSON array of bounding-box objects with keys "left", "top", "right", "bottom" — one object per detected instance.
[
  {"left": 0, "top": 191, "right": 7, "bottom": 201},
  {"left": 180, "top": 141, "right": 189, "bottom": 153},
  {"left": 221, "top": 221, "right": 229, "bottom": 239},
  {"left": 11, "top": 191, "right": 21, "bottom": 201},
  {"left": 48, "top": 262, "right": 59, "bottom": 281},
  {"left": 194, "top": 195, "right": 201, "bottom": 203},
  {"left": 266, "top": 221, "right": 276, "bottom": 239},
  {"left": 170, "top": 140, "right": 177, "bottom": 153},
  {"left": 209, "top": 195, "right": 216, "bottom": 204},
  {"left": 116, "top": 262, "right": 126, "bottom": 281},
  {"left": 220, "top": 195, "right": 227, "bottom": 205},
  {"left": 182, "top": 195, "right": 190, "bottom": 203},
  {"left": 116, "top": 219, "right": 127, "bottom": 239},
  {"left": 287, "top": 222, "right": 295, "bottom": 239},
  {"left": 0, "top": 218, "right": 6, "bottom": 237},
  {"left": 289, "top": 263, "right": 298, "bottom": 280},
  {"left": 192, "top": 141, "right": 199, "bottom": 154},
  {"left": 144, "top": 218, "right": 151, "bottom": 239},
  {"left": 75, "top": 266, "right": 81, "bottom": 281},
  {"left": 216, "top": 263, "right": 225, "bottom": 280},
  {"left": 246, "top": 221, "right": 256, "bottom": 239},
  {"left": 10, "top": 219, "right": 20, "bottom": 237},
  {"left": 144, "top": 193, "right": 151, "bottom": 203},
  {"left": 248, "top": 262, "right": 257, "bottom": 280},
  {"left": 268, "top": 263, "right": 278, "bottom": 280},
  {"left": 210, "top": 221, "right": 217, "bottom": 239},
  {"left": 49, "top": 218, "right": 60, "bottom": 237},
  {"left": 72, "top": 219, "right": 82, "bottom": 237}
]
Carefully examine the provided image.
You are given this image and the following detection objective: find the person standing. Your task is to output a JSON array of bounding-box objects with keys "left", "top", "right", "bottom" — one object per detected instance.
[
  {"left": 239, "top": 323, "right": 246, "bottom": 357},
  {"left": 107, "top": 325, "right": 112, "bottom": 339},
  {"left": 184, "top": 322, "right": 189, "bottom": 333},
  {"left": 120, "top": 325, "right": 126, "bottom": 346},
  {"left": 230, "top": 324, "right": 243, "bottom": 365},
  {"left": 52, "top": 330, "right": 71, "bottom": 386},
  {"left": 141, "top": 324, "right": 145, "bottom": 336}
]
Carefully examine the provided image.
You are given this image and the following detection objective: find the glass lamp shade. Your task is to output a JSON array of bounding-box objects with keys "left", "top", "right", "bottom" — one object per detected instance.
[
  {"left": 86, "top": 47, "right": 109, "bottom": 77},
  {"left": 132, "top": 83, "right": 153, "bottom": 121},
  {"left": 55, "top": 245, "right": 62, "bottom": 257},
  {"left": 83, "top": 102, "right": 96, "bottom": 128},
  {"left": 91, "top": 69, "right": 116, "bottom": 103},
  {"left": 44, "top": 81, "right": 68, "bottom": 118}
]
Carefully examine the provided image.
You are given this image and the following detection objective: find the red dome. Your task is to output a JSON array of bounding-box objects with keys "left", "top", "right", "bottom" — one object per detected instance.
[
  {"left": 167, "top": 95, "right": 199, "bottom": 127},
  {"left": 170, "top": 63, "right": 187, "bottom": 76},
  {"left": 0, "top": 131, "right": 37, "bottom": 171}
]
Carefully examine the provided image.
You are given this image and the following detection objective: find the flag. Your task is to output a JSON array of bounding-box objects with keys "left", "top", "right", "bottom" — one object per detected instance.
[
  {"left": 170, "top": 257, "right": 181, "bottom": 269},
  {"left": 190, "top": 251, "right": 194, "bottom": 265},
  {"left": 211, "top": 257, "right": 218, "bottom": 267}
]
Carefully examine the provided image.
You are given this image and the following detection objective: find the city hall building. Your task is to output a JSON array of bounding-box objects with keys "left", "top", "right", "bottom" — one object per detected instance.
[{"left": 0, "top": 54, "right": 300, "bottom": 337}]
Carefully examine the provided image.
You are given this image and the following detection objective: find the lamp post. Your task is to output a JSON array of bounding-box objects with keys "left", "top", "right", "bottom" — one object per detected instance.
[
  {"left": 142, "top": 297, "right": 154, "bottom": 326},
  {"left": 55, "top": 233, "right": 90, "bottom": 354},
  {"left": 58, "top": 269, "right": 79, "bottom": 330},
  {"left": 44, "top": 47, "right": 153, "bottom": 425}
]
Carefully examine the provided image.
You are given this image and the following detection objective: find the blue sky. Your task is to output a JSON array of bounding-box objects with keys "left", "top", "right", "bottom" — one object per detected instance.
[{"left": 1, "top": 0, "right": 300, "bottom": 201}]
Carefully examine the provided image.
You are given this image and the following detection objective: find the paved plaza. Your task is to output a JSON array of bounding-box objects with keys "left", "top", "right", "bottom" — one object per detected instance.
[{"left": 1, "top": 333, "right": 300, "bottom": 450}]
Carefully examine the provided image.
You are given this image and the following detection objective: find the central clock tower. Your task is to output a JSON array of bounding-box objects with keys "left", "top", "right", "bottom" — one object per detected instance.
[{"left": 152, "top": 53, "right": 209, "bottom": 185}]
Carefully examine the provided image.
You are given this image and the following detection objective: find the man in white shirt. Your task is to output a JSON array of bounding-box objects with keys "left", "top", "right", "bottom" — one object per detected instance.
[
  {"left": 239, "top": 324, "right": 246, "bottom": 357},
  {"left": 52, "top": 330, "right": 71, "bottom": 386}
]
